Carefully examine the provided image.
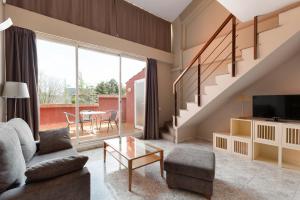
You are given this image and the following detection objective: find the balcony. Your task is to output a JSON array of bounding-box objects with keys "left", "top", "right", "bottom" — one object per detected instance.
[{"left": 40, "top": 95, "right": 143, "bottom": 142}]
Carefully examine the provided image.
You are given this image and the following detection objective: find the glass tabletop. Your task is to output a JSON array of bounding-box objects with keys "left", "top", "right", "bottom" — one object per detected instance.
[{"left": 104, "top": 136, "right": 162, "bottom": 160}]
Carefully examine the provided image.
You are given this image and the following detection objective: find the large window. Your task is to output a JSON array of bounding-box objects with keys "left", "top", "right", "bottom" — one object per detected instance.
[
  {"left": 37, "top": 37, "right": 146, "bottom": 144},
  {"left": 77, "top": 48, "right": 120, "bottom": 141},
  {"left": 37, "top": 39, "right": 76, "bottom": 131}
]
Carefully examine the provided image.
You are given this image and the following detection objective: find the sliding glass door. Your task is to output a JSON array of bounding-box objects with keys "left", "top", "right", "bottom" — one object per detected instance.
[
  {"left": 37, "top": 39, "right": 77, "bottom": 139},
  {"left": 37, "top": 37, "right": 146, "bottom": 144},
  {"left": 120, "top": 57, "right": 146, "bottom": 134},
  {"left": 77, "top": 47, "right": 120, "bottom": 142},
  {"left": 134, "top": 79, "right": 145, "bottom": 129}
]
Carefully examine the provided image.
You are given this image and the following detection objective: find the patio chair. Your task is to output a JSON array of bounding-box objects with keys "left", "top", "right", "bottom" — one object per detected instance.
[
  {"left": 64, "top": 112, "right": 76, "bottom": 129},
  {"left": 80, "top": 110, "right": 95, "bottom": 132},
  {"left": 64, "top": 111, "right": 94, "bottom": 133},
  {"left": 99, "top": 110, "right": 119, "bottom": 133}
]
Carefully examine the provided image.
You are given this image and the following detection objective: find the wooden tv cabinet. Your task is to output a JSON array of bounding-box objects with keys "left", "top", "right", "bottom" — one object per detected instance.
[{"left": 213, "top": 118, "right": 300, "bottom": 170}]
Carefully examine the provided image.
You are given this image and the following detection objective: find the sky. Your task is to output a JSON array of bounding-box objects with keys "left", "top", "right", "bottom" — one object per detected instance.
[{"left": 37, "top": 39, "right": 146, "bottom": 88}]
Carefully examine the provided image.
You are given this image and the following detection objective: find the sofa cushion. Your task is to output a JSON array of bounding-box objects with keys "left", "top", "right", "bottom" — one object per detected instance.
[
  {"left": 39, "top": 128, "right": 72, "bottom": 154},
  {"left": 25, "top": 155, "right": 88, "bottom": 183},
  {"left": 7, "top": 118, "right": 37, "bottom": 163},
  {"left": 164, "top": 147, "right": 215, "bottom": 181},
  {"left": 27, "top": 148, "right": 78, "bottom": 168},
  {"left": 0, "top": 124, "right": 26, "bottom": 193}
]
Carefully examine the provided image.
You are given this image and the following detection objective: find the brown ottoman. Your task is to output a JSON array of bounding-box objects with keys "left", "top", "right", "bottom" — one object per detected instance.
[{"left": 164, "top": 147, "right": 215, "bottom": 199}]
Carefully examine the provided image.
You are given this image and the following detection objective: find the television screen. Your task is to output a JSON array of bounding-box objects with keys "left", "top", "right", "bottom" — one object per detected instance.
[{"left": 253, "top": 95, "right": 300, "bottom": 120}]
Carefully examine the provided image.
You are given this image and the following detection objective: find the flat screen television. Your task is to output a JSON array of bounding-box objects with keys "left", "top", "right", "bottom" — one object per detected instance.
[{"left": 253, "top": 95, "right": 300, "bottom": 121}]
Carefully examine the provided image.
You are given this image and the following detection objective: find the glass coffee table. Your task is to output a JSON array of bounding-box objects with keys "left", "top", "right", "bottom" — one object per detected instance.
[{"left": 103, "top": 136, "right": 164, "bottom": 191}]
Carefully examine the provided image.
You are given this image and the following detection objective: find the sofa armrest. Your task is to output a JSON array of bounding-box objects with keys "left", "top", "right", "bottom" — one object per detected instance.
[{"left": 0, "top": 167, "right": 90, "bottom": 200}]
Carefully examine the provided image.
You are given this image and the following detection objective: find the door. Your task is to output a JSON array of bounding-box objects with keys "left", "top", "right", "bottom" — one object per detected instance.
[
  {"left": 77, "top": 47, "right": 120, "bottom": 142},
  {"left": 134, "top": 79, "right": 145, "bottom": 129}
]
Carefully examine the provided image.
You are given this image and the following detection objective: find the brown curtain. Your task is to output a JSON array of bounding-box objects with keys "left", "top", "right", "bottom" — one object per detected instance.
[
  {"left": 7, "top": 0, "right": 171, "bottom": 52},
  {"left": 5, "top": 26, "right": 39, "bottom": 139},
  {"left": 143, "top": 58, "right": 159, "bottom": 140},
  {"left": 115, "top": 0, "right": 171, "bottom": 51}
]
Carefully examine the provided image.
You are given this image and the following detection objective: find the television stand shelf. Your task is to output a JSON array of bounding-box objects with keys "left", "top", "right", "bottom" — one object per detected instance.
[{"left": 213, "top": 118, "right": 300, "bottom": 171}]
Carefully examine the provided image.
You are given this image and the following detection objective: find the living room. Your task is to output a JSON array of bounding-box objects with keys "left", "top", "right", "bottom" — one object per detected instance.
[{"left": 1, "top": 0, "right": 300, "bottom": 200}]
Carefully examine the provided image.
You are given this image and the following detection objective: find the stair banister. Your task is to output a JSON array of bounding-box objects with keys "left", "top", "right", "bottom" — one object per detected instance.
[
  {"left": 173, "top": 14, "right": 236, "bottom": 126},
  {"left": 232, "top": 15, "right": 236, "bottom": 77},
  {"left": 254, "top": 16, "right": 258, "bottom": 59}
]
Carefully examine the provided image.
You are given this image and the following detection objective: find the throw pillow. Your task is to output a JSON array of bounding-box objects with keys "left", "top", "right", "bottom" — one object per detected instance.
[
  {"left": 7, "top": 118, "right": 37, "bottom": 163},
  {"left": 0, "top": 124, "right": 26, "bottom": 193},
  {"left": 39, "top": 128, "right": 72, "bottom": 154},
  {"left": 25, "top": 155, "right": 88, "bottom": 183}
]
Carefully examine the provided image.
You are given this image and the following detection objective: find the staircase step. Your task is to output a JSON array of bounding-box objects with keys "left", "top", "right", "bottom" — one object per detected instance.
[
  {"left": 187, "top": 102, "right": 198, "bottom": 110},
  {"left": 215, "top": 74, "right": 232, "bottom": 85},
  {"left": 165, "top": 121, "right": 173, "bottom": 129},
  {"left": 179, "top": 109, "right": 189, "bottom": 118},
  {"left": 161, "top": 132, "right": 175, "bottom": 142},
  {"left": 258, "top": 24, "right": 299, "bottom": 58},
  {"left": 241, "top": 47, "right": 254, "bottom": 60},
  {"left": 194, "top": 94, "right": 212, "bottom": 105},
  {"left": 279, "top": 6, "right": 300, "bottom": 26},
  {"left": 204, "top": 84, "right": 221, "bottom": 95},
  {"left": 228, "top": 60, "right": 255, "bottom": 76},
  {"left": 159, "top": 127, "right": 168, "bottom": 133},
  {"left": 227, "top": 47, "right": 254, "bottom": 75},
  {"left": 168, "top": 127, "right": 176, "bottom": 136},
  {"left": 259, "top": 25, "right": 290, "bottom": 43}
]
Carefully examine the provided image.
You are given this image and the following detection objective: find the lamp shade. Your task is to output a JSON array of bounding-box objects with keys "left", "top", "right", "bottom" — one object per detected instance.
[
  {"left": 2, "top": 82, "right": 30, "bottom": 99},
  {"left": 0, "top": 18, "right": 13, "bottom": 32}
]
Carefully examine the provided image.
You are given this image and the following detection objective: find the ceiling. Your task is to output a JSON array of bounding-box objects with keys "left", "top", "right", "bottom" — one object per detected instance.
[
  {"left": 124, "top": 0, "right": 192, "bottom": 22},
  {"left": 217, "top": 0, "right": 300, "bottom": 22}
]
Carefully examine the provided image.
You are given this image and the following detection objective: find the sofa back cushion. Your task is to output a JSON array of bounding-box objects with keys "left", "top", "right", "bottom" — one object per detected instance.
[
  {"left": 7, "top": 118, "right": 37, "bottom": 163},
  {"left": 39, "top": 128, "right": 72, "bottom": 154},
  {"left": 25, "top": 155, "right": 88, "bottom": 183},
  {"left": 0, "top": 124, "right": 26, "bottom": 193}
]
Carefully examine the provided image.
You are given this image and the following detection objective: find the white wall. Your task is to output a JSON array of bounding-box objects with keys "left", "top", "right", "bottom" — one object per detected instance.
[
  {"left": 157, "top": 62, "right": 173, "bottom": 126},
  {"left": 197, "top": 50, "right": 300, "bottom": 141}
]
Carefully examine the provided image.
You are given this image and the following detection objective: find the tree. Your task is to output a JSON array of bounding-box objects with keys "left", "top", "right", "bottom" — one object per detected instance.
[
  {"left": 95, "top": 81, "right": 108, "bottom": 94},
  {"left": 95, "top": 79, "right": 119, "bottom": 95},
  {"left": 77, "top": 73, "right": 97, "bottom": 104},
  {"left": 38, "top": 72, "right": 65, "bottom": 104}
]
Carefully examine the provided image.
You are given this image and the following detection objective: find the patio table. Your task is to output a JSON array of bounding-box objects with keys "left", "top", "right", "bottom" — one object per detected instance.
[{"left": 80, "top": 111, "right": 106, "bottom": 131}]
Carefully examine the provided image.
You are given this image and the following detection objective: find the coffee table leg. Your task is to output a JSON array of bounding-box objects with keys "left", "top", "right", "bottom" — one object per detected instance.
[
  {"left": 104, "top": 142, "right": 107, "bottom": 163},
  {"left": 128, "top": 160, "right": 132, "bottom": 192},
  {"left": 160, "top": 151, "right": 164, "bottom": 178}
]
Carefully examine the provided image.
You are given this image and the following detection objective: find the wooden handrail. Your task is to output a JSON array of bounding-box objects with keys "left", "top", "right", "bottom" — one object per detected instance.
[
  {"left": 180, "top": 49, "right": 238, "bottom": 101},
  {"left": 173, "top": 13, "right": 236, "bottom": 126},
  {"left": 173, "top": 14, "right": 234, "bottom": 93}
]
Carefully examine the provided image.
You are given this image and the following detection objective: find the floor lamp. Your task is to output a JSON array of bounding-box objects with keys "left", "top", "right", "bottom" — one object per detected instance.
[{"left": 1, "top": 82, "right": 30, "bottom": 118}]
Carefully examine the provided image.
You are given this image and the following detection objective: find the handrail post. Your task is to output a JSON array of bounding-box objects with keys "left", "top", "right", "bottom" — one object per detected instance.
[
  {"left": 197, "top": 57, "right": 201, "bottom": 107},
  {"left": 231, "top": 16, "right": 236, "bottom": 77},
  {"left": 254, "top": 16, "right": 258, "bottom": 59},
  {"left": 174, "top": 88, "right": 178, "bottom": 126}
]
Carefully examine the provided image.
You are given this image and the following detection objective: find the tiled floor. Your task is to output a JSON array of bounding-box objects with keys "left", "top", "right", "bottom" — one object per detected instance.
[
  {"left": 41, "top": 122, "right": 142, "bottom": 142},
  {"left": 80, "top": 139, "right": 300, "bottom": 200}
]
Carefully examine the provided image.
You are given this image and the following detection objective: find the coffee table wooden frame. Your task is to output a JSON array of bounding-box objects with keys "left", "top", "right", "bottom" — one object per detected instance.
[{"left": 103, "top": 138, "right": 164, "bottom": 191}]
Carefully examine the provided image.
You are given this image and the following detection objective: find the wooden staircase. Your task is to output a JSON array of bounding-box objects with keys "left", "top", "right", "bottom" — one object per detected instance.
[{"left": 168, "top": 6, "right": 300, "bottom": 143}]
